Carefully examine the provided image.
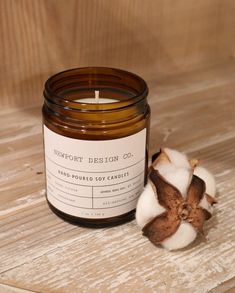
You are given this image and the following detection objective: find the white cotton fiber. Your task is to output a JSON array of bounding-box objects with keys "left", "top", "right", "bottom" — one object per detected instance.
[
  {"left": 199, "top": 194, "right": 213, "bottom": 214},
  {"left": 154, "top": 161, "right": 177, "bottom": 175},
  {"left": 159, "top": 168, "right": 191, "bottom": 198},
  {"left": 154, "top": 159, "right": 191, "bottom": 196},
  {"left": 194, "top": 166, "right": 216, "bottom": 197},
  {"left": 136, "top": 183, "right": 165, "bottom": 228},
  {"left": 162, "top": 222, "right": 197, "bottom": 251},
  {"left": 164, "top": 148, "right": 191, "bottom": 169}
]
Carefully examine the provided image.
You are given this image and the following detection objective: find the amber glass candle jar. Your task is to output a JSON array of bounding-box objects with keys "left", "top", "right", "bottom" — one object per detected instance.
[{"left": 43, "top": 67, "right": 150, "bottom": 227}]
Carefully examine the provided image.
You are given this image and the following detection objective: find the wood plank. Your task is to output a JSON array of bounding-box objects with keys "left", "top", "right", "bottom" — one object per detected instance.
[
  {"left": 0, "top": 283, "right": 35, "bottom": 293},
  {"left": 1, "top": 134, "right": 234, "bottom": 292},
  {"left": 209, "top": 277, "right": 235, "bottom": 293},
  {"left": 0, "top": 66, "right": 235, "bottom": 292},
  {"left": 150, "top": 78, "right": 235, "bottom": 154}
]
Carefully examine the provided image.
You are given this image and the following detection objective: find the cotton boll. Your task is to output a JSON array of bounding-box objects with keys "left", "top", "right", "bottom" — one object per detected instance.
[
  {"left": 137, "top": 148, "right": 216, "bottom": 250},
  {"left": 194, "top": 166, "right": 216, "bottom": 196},
  {"left": 164, "top": 148, "right": 191, "bottom": 169},
  {"left": 162, "top": 222, "right": 197, "bottom": 251},
  {"left": 136, "top": 183, "right": 166, "bottom": 228}
]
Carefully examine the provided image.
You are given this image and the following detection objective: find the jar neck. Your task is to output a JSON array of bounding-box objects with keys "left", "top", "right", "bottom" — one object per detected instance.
[
  {"left": 43, "top": 67, "right": 148, "bottom": 124},
  {"left": 44, "top": 96, "right": 149, "bottom": 124}
]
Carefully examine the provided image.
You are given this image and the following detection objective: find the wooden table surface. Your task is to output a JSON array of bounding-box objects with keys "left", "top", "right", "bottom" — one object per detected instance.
[{"left": 0, "top": 63, "right": 235, "bottom": 293}]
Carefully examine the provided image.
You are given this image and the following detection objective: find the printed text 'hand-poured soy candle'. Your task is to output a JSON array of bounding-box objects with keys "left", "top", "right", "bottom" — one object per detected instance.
[{"left": 43, "top": 67, "right": 150, "bottom": 227}]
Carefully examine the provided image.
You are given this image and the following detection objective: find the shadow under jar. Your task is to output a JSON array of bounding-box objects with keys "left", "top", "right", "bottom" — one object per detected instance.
[{"left": 43, "top": 67, "right": 150, "bottom": 227}]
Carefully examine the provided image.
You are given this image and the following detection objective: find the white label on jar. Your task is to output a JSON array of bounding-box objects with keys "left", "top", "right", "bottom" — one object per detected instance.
[{"left": 44, "top": 125, "right": 146, "bottom": 219}]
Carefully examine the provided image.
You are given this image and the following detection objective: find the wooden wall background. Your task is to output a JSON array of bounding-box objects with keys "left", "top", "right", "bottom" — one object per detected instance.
[{"left": 0, "top": 0, "right": 235, "bottom": 107}]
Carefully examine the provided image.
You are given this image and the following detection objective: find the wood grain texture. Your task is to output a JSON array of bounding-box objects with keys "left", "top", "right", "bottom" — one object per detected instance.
[
  {"left": 0, "top": 63, "right": 235, "bottom": 292},
  {"left": 1, "top": 0, "right": 235, "bottom": 107},
  {"left": 0, "top": 283, "right": 35, "bottom": 293}
]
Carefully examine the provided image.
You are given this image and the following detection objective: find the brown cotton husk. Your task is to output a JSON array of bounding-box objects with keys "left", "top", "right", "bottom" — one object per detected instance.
[
  {"left": 142, "top": 168, "right": 216, "bottom": 245},
  {"left": 205, "top": 193, "right": 218, "bottom": 205},
  {"left": 189, "top": 158, "right": 200, "bottom": 169}
]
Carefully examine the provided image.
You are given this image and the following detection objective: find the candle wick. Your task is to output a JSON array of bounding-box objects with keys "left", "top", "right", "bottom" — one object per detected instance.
[{"left": 95, "top": 90, "right": 99, "bottom": 103}]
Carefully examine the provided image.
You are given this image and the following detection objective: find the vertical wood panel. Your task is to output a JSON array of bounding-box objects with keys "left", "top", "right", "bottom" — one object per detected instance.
[{"left": 0, "top": 0, "right": 235, "bottom": 107}]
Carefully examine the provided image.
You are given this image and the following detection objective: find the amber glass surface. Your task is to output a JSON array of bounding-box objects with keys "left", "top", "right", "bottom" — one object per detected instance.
[{"left": 43, "top": 67, "right": 150, "bottom": 227}]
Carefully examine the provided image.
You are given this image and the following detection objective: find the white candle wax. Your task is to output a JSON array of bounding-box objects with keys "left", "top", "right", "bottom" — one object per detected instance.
[
  {"left": 74, "top": 90, "right": 118, "bottom": 104},
  {"left": 76, "top": 98, "right": 118, "bottom": 104}
]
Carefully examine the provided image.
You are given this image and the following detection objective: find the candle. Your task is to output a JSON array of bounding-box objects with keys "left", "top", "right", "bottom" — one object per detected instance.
[{"left": 43, "top": 67, "right": 150, "bottom": 227}]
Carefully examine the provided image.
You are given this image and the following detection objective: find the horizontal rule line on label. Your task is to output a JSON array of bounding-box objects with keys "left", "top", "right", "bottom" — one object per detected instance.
[
  {"left": 48, "top": 192, "right": 140, "bottom": 210},
  {"left": 94, "top": 195, "right": 140, "bottom": 209},
  {"left": 46, "top": 168, "right": 144, "bottom": 187},
  {"left": 45, "top": 155, "right": 145, "bottom": 173},
  {"left": 48, "top": 181, "right": 144, "bottom": 199},
  {"left": 48, "top": 192, "right": 91, "bottom": 209},
  {"left": 48, "top": 182, "right": 91, "bottom": 198}
]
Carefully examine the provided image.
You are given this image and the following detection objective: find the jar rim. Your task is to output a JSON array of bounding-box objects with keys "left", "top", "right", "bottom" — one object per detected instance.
[{"left": 44, "top": 67, "right": 148, "bottom": 112}]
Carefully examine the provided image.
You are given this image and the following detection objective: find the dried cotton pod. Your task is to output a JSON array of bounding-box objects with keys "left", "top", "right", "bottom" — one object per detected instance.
[{"left": 136, "top": 148, "right": 217, "bottom": 250}]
